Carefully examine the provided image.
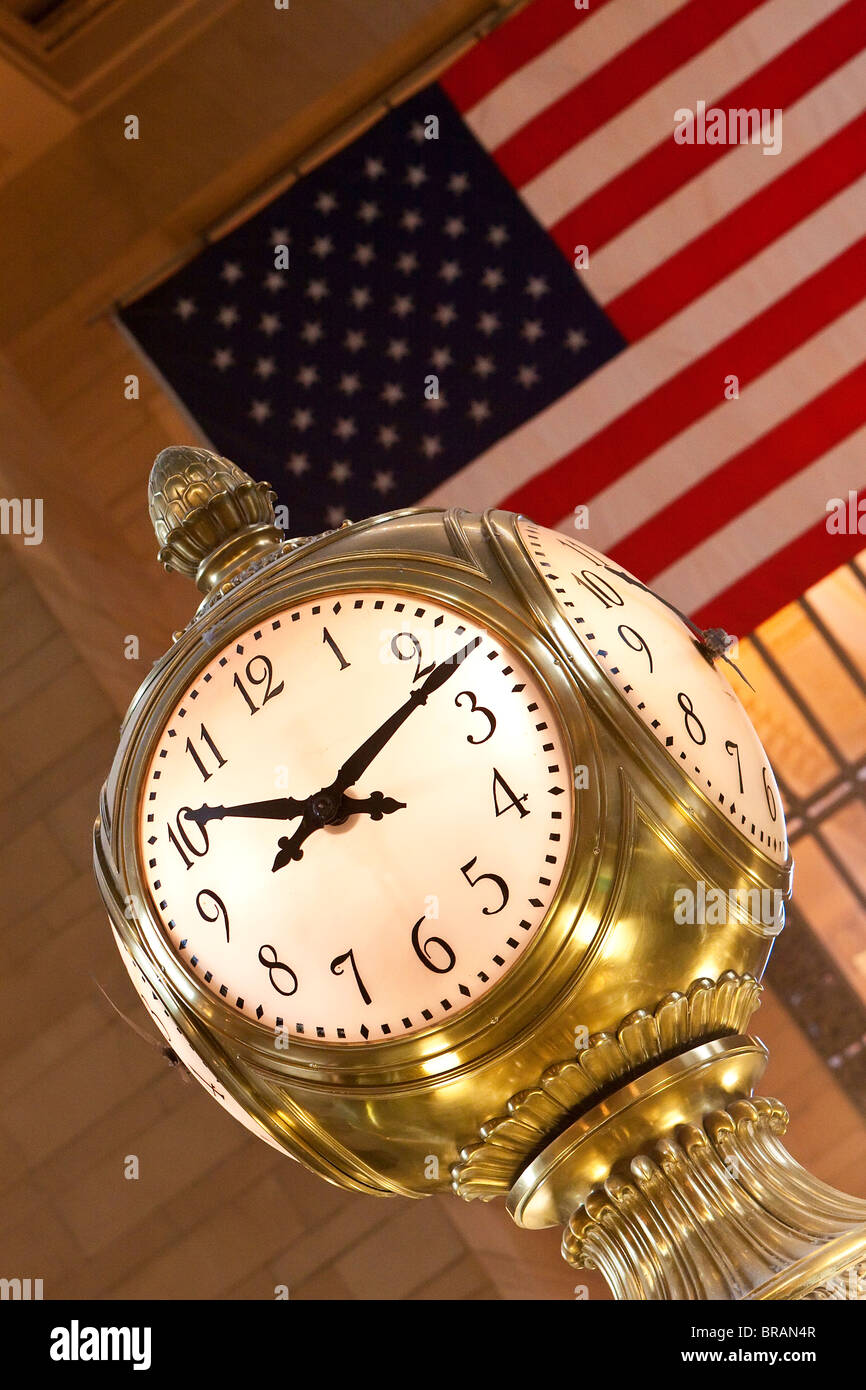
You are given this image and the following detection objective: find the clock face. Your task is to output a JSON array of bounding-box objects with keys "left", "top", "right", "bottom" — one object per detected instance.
[
  {"left": 517, "top": 520, "right": 787, "bottom": 864},
  {"left": 137, "top": 589, "right": 574, "bottom": 1043}
]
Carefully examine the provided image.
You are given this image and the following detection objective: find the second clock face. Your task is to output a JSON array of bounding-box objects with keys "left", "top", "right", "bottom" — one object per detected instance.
[
  {"left": 138, "top": 590, "right": 574, "bottom": 1043},
  {"left": 517, "top": 520, "right": 787, "bottom": 864}
]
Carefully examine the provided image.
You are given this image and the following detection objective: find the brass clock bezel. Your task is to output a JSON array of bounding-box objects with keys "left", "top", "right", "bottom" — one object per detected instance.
[{"left": 106, "top": 515, "right": 609, "bottom": 1090}]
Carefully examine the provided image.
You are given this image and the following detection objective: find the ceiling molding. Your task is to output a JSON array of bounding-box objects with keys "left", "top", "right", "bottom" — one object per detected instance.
[{"left": 0, "top": 0, "right": 236, "bottom": 111}]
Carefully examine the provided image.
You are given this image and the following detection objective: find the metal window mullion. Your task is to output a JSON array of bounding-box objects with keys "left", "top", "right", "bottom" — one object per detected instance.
[
  {"left": 749, "top": 631, "right": 853, "bottom": 775},
  {"left": 797, "top": 595, "right": 866, "bottom": 702},
  {"left": 809, "top": 824, "right": 866, "bottom": 916}
]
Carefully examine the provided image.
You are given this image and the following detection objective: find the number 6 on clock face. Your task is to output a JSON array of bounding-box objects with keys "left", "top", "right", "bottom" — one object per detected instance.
[{"left": 138, "top": 589, "right": 575, "bottom": 1042}]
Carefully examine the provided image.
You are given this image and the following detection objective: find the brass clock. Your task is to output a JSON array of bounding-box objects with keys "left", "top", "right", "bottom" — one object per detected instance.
[{"left": 94, "top": 446, "right": 866, "bottom": 1301}]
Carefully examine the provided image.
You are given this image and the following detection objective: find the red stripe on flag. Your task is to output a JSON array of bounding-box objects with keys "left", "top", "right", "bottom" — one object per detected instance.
[
  {"left": 613, "top": 359, "right": 866, "bottom": 580},
  {"left": 608, "top": 110, "right": 866, "bottom": 340},
  {"left": 440, "top": 0, "right": 609, "bottom": 114},
  {"left": 689, "top": 492, "right": 866, "bottom": 634},
  {"left": 549, "top": 0, "right": 866, "bottom": 258},
  {"left": 494, "top": 0, "right": 765, "bottom": 189},
  {"left": 502, "top": 233, "right": 866, "bottom": 524}
]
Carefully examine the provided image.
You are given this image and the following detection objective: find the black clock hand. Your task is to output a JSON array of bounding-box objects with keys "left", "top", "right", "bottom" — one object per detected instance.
[
  {"left": 185, "top": 797, "right": 309, "bottom": 825},
  {"left": 600, "top": 563, "right": 707, "bottom": 636},
  {"left": 333, "top": 791, "right": 407, "bottom": 823},
  {"left": 187, "top": 790, "right": 405, "bottom": 830},
  {"left": 271, "top": 791, "right": 406, "bottom": 871},
  {"left": 329, "top": 634, "right": 482, "bottom": 798},
  {"left": 271, "top": 805, "right": 321, "bottom": 870},
  {"left": 271, "top": 637, "right": 480, "bottom": 873}
]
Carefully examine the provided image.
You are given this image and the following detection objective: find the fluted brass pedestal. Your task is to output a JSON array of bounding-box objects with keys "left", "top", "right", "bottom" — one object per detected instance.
[{"left": 506, "top": 1040, "right": 866, "bottom": 1300}]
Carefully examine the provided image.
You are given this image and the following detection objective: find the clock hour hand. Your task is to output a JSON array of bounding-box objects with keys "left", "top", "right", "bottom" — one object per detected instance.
[
  {"left": 271, "top": 790, "right": 406, "bottom": 871},
  {"left": 184, "top": 796, "right": 309, "bottom": 825},
  {"left": 271, "top": 805, "right": 320, "bottom": 870}
]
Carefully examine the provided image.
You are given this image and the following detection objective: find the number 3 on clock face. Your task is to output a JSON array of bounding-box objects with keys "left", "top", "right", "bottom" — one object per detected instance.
[
  {"left": 517, "top": 520, "right": 787, "bottom": 864},
  {"left": 138, "top": 590, "right": 575, "bottom": 1042}
]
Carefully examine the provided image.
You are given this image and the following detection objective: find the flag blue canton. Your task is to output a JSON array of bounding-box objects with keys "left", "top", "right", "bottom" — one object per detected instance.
[{"left": 120, "top": 88, "right": 625, "bottom": 536}]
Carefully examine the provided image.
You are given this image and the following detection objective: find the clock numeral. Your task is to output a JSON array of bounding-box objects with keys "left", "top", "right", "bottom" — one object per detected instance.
[
  {"left": 233, "top": 655, "right": 284, "bottom": 715},
  {"left": 725, "top": 739, "right": 744, "bottom": 794},
  {"left": 391, "top": 631, "right": 435, "bottom": 683},
  {"left": 185, "top": 724, "right": 226, "bottom": 782},
  {"left": 323, "top": 627, "right": 351, "bottom": 671},
  {"left": 492, "top": 767, "right": 529, "bottom": 818},
  {"left": 167, "top": 807, "right": 209, "bottom": 869},
  {"left": 460, "top": 856, "right": 509, "bottom": 915},
  {"left": 573, "top": 569, "right": 624, "bottom": 610},
  {"left": 258, "top": 944, "right": 298, "bottom": 996},
  {"left": 677, "top": 691, "right": 706, "bottom": 746},
  {"left": 411, "top": 915, "right": 456, "bottom": 974},
  {"left": 330, "top": 947, "right": 372, "bottom": 1005},
  {"left": 617, "top": 624, "right": 653, "bottom": 673},
  {"left": 763, "top": 765, "right": 778, "bottom": 822},
  {"left": 455, "top": 689, "right": 496, "bottom": 745},
  {"left": 196, "top": 888, "right": 229, "bottom": 942}
]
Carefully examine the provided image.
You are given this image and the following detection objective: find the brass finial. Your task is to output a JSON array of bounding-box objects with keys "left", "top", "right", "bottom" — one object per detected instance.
[{"left": 148, "top": 446, "right": 283, "bottom": 593}]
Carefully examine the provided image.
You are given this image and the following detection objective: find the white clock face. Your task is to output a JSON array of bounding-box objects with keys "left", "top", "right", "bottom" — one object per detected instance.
[
  {"left": 517, "top": 520, "right": 787, "bottom": 864},
  {"left": 138, "top": 589, "right": 574, "bottom": 1043}
]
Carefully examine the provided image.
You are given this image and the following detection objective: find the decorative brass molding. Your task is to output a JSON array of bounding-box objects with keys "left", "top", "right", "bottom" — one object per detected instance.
[
  {"left": 148, "top": 445, "right": 282, "bottom": 591},
  {"left": 452, "top": 970, "right": 762, "bottom": 1200},
  {"left": 562, "top": 1097, "right": 866, "bottom": 1300}
]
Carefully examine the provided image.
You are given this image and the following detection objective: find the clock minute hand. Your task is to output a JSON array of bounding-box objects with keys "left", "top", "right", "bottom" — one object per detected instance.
[
  {"left": 330, "top": 634, "right": 482, "bottom": 796},
  {"left": 185, "top": 796, "right": 309, "bottom": 826},
  {"left": 271, "top": 636, "right": 481, "bottom": 874}
]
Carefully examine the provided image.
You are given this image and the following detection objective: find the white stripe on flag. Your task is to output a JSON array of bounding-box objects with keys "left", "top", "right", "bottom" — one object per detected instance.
[
  {"left": 648, "top": 425, "right": 866, "bottom": 610},
  {"left": 552, "top": 297, "right": 866, "bottom": 544},
  {"left": 462, "top": 0, "right": 690, "bottom": 150},
  {"left": 520, "top": 0, "right": 842, "bottom": 228},
  {"left": 423, "top": 173, "right": 866, "bottom": 510},
  {"left": 584, "top": 46, "right": 866, "bottom": 306}
]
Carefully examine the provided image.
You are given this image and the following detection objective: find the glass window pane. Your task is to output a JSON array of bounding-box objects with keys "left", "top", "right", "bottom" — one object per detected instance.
[
  {"left": 735, "top": 638, "right": 838, "bottom": 802},
  {"left": 756, "top": 604, "right": 866, "bottom": 766},
  {"left": 805, "top": 554, "right": 866, "bottom": 685},
  {"left": 789, "top": 834, "right": 866, "bottom": 1009}
]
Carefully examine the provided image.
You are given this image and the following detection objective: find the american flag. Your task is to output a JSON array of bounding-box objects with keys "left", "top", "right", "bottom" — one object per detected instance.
[{"left": 118, "top": 0, "right": 866, "bottom": 638}]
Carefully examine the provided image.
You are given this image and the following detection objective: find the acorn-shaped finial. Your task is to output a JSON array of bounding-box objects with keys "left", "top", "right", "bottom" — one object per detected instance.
[{"left": 148, "top": 445, "right": 282, "bottom": 593}]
